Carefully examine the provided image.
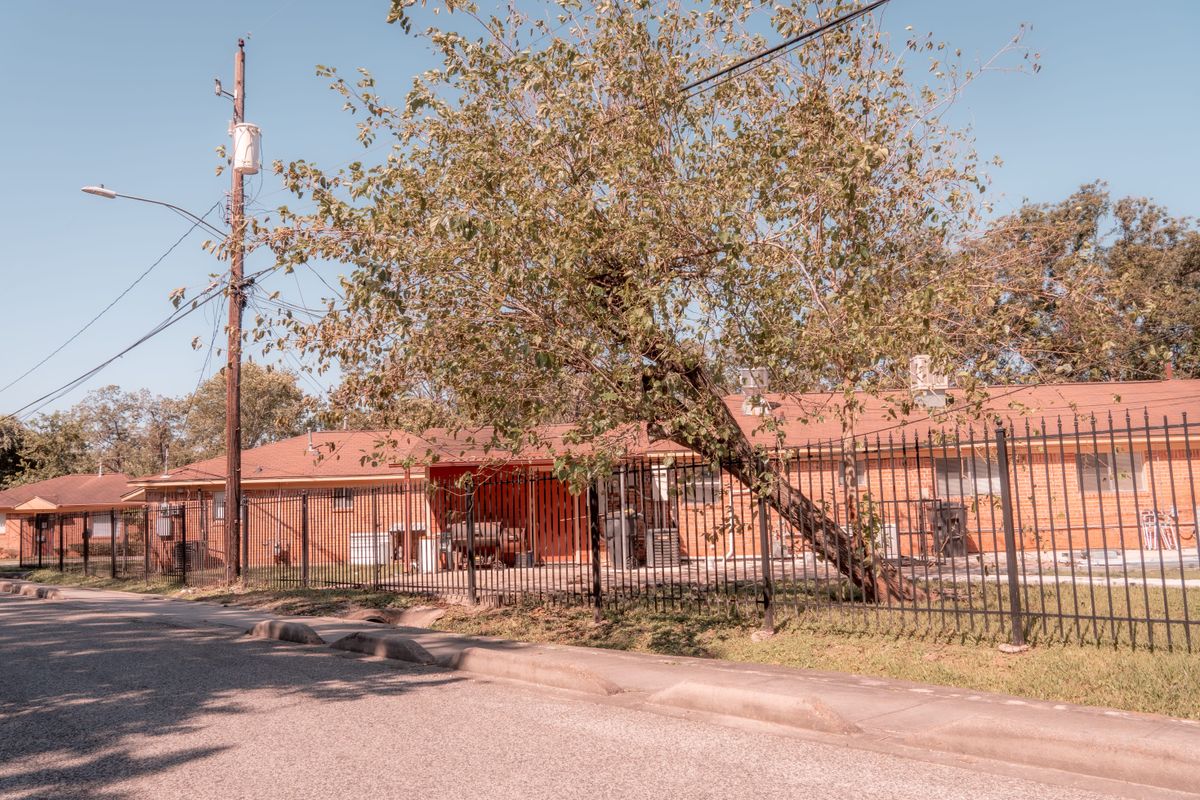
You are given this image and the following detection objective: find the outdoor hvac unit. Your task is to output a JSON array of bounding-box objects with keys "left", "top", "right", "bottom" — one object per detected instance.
[
  {"left": 231, "top": 123, "right": 261, "bottom": 174},
  {"left": 349, "top": 531, "right": 391, "bottom": 566}
]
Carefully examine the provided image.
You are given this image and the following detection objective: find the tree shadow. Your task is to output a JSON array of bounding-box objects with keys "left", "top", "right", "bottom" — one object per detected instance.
[{"left": 0, "top": 597, "right": 463, "bottom": 800}]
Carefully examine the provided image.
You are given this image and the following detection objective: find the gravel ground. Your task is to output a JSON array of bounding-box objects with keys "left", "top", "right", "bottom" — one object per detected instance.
[{"left": 0, "top": 595, "right": 1119, "bottom": 800}]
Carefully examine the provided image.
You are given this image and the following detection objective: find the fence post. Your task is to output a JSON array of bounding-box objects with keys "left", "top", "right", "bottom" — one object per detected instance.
[
  {"left": 758, "top": 495, "right": 775, "bottom": 632},
  {"left": 371, "top": 486, "right": 381, "bottom": 590},
  {"left": 301, "top": 491, "right": 310, "bottom": 588},
  {"left": 142, "top": 507, "right": 150, "bottom": 577},
  {"left": 37, "top": 518, "right": 45, "bottom": 569},
  {"left": 109, "top": 509, "right": 118, "bottom": 579},
  {"left": 240, "top": 498, "right": 249, "bottom": 581},
  {"left": 995, "top": 424, "right": 1026, "bottom": 647},
  {"left": 588, "top": 482, "right": 603, "bottom": 624},
  {"left": 58, "top": 516, "right": 65, "bottom": 572},
  {"left": 82, "top": 518, "right": 90, "bottom": 576},
  {"left": 465, "top": 483, "right": 478, "bottom": 605},
  {"left": 180, "top": 506, "right": 188, "bottom": 586}
]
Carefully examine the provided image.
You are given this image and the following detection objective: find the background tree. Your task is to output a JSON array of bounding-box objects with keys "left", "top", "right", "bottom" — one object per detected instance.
[
  {"left": 179, "top": 362, "right": 312, "bottom": 460},
  {"left": 0, "top": 418, "right": 27, "bottom": 488},
  {"left": 969, "top": 182, "right": 1199, "bottom": 381},
  {"left": 261, "top": 0, "right": 1066, "bottom": 600},
  {"left": 14, "top": 411, "right": 92, "bottom": 484}
]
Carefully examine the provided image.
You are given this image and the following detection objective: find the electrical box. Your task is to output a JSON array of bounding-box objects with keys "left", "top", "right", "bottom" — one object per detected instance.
[{"left": 232, "top": 123, "right": 261, "bottom": 174}]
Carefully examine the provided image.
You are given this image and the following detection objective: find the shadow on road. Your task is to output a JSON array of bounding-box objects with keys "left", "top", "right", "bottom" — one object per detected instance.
[{"left": 0, "top": 596, "right": 463, "bottom": 800}]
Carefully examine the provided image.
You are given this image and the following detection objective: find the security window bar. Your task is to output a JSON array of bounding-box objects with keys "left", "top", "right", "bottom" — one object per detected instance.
[{"left": 333, "top": 487, "right": 354, "bottom": 510}]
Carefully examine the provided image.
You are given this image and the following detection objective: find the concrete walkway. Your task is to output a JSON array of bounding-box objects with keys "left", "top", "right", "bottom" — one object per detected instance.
[{"left": 4, "top": 580, "right": 1199, "bottom": 797}]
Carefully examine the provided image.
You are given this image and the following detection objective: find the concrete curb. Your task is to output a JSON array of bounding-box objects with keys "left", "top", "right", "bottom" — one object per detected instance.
[
  {"left": 330, "top": 631, "right": 437, "bottom": 665},
  {"left": 2, "top": 582, "right": 62, "bottom": 600},
  {"left": 344, "top": 606, "right": 446, "bottom": 627},
  {"left": 648, "top": 680, "right": 861, "bottom": 735},
  {"left": 909, "top": 716, "right": 1199, "bottom": 795},
  {"left": 445, "top": 646, "right": 623, "bottom": 697},
  {"left": 249, "top": 619, "right": 325, "bottom": 645}
]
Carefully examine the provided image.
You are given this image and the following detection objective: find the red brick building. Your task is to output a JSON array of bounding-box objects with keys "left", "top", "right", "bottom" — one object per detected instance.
[
  {"left": 0, "top": 473, "right": 141, "bottom": 565},
  {"left": 122, "top": 379, "right": 1200, "bottom": 573}
]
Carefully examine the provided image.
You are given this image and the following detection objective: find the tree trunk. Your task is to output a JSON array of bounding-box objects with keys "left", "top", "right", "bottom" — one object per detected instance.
[{"left": 669, "top": 366, "right": 926, "bottom": 604}]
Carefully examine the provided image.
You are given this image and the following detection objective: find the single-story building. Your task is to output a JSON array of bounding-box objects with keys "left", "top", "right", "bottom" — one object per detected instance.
[
  {"left": 0, "top": 473, "right": 142, "bottom": 567},
  {"left": 121, "top": 379, "right": 1200, "bottom": 575}
]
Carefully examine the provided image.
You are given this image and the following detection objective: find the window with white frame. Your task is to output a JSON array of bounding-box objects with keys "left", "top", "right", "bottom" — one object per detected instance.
[
  {"left": 1076, "top": 451, "right": 1142, "bottom": 494},
  {"left": 212, "top": 491, "right": 226, "bottom": 521},
  {"left": 934, "top": 456, "right": 1003, "bottom": 497},
  {"left": 333, "top": 487, "right": 354, "bottom": 510},
  {"left": 681, "top": 464, "right": 723, "bottom": 505},
  {"left": 89, "top": 512, "right": 119, "bottom": 539},
  {"left": 0, "top": 513, "right": 6, "bottom": 534}
]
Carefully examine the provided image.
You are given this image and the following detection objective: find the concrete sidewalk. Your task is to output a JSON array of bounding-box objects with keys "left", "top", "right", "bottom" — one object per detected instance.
[{"left": 5, "top": 580, "right": 1199, "bottom": 797}]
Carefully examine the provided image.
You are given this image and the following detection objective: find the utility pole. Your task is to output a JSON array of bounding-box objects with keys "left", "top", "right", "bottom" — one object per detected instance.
[{"left": 223, "top": 39, "right": 246, "bottom": 584}]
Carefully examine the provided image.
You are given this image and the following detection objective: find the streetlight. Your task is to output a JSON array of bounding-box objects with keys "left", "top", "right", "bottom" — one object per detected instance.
[
  {"left": 81, "top": 178, "right": 246, "bottom": 585},
  {"left": 80, "top": 186, "right": 226, "bottom": 239}
]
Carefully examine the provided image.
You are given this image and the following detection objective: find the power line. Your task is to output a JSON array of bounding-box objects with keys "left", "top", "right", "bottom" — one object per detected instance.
[
  {"left": 0, "top": 201, "right": 223, "bottom": 398},
  {"left": 681, "top": 0, "right": 890, "bottom": 97},
  {"left": 6, "top": 264, "right": 280, "bottom": 421}
]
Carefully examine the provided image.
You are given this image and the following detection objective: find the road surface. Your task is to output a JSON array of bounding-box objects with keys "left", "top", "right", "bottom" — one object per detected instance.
[{"left": 0, "top": 595, "right": 1122, "bottom": 800}]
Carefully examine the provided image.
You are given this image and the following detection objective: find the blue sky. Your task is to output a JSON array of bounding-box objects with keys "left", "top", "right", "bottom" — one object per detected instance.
[{"left": 1, "top": 0, "right": 1197, "bottom": 420}]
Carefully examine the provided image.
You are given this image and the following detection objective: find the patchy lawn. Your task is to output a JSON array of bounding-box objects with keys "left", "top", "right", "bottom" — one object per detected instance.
[{"left": 23, "top": 570, "right": 1200, "bottom": 720}]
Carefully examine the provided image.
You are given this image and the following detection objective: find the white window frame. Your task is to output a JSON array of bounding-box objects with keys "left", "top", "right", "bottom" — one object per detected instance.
[
  {"left": 212, "top": 491, "right": 226, "bottom": 521},
  {"left": 89, "top": 512, "right": 119, "bottom": 539},
  {"left": 935, "top": 456, "right": 1003, "bottom": 497},
  {"left": 681, "top": 464, "right": 723, "bottom": 505},
  {"left": 1077, "top": 451, "right": 1142, "bottom": 494}
]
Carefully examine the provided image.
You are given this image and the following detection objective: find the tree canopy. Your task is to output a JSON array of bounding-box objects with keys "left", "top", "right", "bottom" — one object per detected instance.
[
  {"left": 1, "top": 365, "right": 314, "bottom": 488},
  {"left": 263, "top": 0, "right": 1055, "bottom": 598}
]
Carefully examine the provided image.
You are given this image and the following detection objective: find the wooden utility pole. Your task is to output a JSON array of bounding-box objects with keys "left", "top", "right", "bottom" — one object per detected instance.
[{"left": 223, "top": 39, "right": 246, "bottom": 584}]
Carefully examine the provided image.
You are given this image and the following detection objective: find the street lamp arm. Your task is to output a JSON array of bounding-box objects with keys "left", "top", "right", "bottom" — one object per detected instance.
[{"left": 81, "top": 186, "right": 227, "bottom": 239}]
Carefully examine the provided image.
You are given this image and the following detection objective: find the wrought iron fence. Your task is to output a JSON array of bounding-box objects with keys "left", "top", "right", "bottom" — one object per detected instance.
[{"left": 20, "top": 411, "right": 1200, "bottom": 651}]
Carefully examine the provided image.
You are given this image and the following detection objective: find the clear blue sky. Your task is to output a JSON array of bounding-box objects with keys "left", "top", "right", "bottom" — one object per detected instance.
[{"left": 2, "top": 1, "right": 1197, "bottom": 420}]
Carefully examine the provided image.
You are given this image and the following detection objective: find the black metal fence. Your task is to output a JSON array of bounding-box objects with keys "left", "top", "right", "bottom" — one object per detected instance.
[{"left": 21, "top": 412, "right": 1200, "bottom": 651}]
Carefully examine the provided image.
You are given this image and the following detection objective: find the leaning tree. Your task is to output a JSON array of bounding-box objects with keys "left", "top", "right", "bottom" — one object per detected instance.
[{"left": 266, "top": 0, "right": 1045, "bottom": 601}]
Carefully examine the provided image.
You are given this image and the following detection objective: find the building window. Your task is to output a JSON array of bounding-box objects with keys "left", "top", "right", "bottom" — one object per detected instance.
[
  {"left": 681, "top": 464, "right": 723, "bottom": 505},
  {"left": 1077, "top": 451, "right": 1142, "bottom": 494},
  {"left": 0, "top": 513, "right": 6, "bottom": 534},
  {"left": 333, "top": 487, "right": 354, "bottom": 510},
  {"left": 934, "top": 456, "right": 1003, "bottom": 497},
  {"left": 89, "top": 513, "right": 119, "bottom": 539},
  {"left": 212, "top": 491, "right": 226, "bottom": 521}
]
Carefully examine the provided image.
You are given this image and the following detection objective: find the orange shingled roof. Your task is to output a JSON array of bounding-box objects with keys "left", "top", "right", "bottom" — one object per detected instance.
[
  {"left": 130, "top": 380, "right": 1200, "bottom": 487},
  {"left": 658, "top": 378, "right": 1200, "bottom": 452},
  {"left": 0, "top": 473, "right": 138, "bottom": 512}
]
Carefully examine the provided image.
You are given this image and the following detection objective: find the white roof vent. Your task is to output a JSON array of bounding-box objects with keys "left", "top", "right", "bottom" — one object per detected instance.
[
  {"left": 737, "top": 368, "right": 771, "bottom": 416},
  {"left": 737, "top": 368, "right": 770, "bottom": 394},
  {"left": 910, "top": 355, "right": 949, "bottom": 408}
]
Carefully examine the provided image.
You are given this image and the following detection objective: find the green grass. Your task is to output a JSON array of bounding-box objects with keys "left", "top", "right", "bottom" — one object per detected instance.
[{"left": 22, "top": 568, "right": 1200, "bottom": 720}]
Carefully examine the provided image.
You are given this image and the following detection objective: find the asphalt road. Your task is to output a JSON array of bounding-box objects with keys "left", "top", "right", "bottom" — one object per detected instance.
[{"left": 0, "top": 595, "right": 1117, "bottom": 800}]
